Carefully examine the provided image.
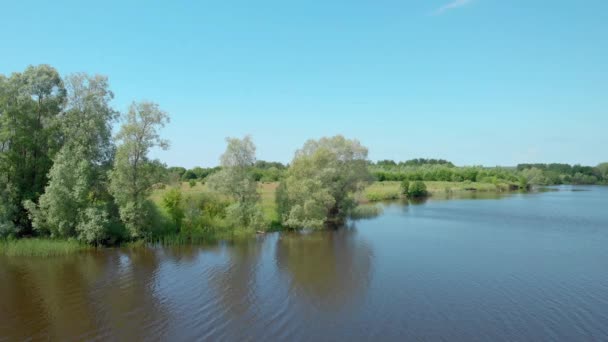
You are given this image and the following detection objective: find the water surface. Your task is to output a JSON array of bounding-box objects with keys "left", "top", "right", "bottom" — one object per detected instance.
[{"left": 1, "top": 186, "right": 607, "bottom": 340}]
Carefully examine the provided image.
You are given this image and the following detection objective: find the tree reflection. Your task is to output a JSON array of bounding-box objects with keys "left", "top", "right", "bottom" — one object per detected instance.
[
  {"left": 209, "top": 238, "right": 263, "bottom": 316},
  {"left": 0, "top": 249, "right": 167, "bottom": 341},
  {"left": 275, "top": 228, "right": 373, "bottom": 310}
]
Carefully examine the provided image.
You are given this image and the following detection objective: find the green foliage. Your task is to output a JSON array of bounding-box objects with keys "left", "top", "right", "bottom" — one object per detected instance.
[
  {"left": 521, "top": 167, "right": 548, "bottom": 186},
  {"left": 365, "top": 186, "right": 400, "bottom": 201},
  {"left": 0, "top": 65, "right": 67, "bottom": 233},
  {"left": 0, "top": 184, "right": 19, "bottom": 238},
  {"left": 109, "top": 101, "right": 170, "bottom": 239},
  {"left": 516, "top": 163, "right": 602, "bottom": 185},
  {"left": 408, "top": 181, "right": 428, "bottom": 198},
  {"left": 400, "top": 180, "right": 410, "bottom": 195},
  {"left": 76, "top": 206, "right": 110, "bottom": 244},
  {"left": 277, "top": 135, "right": 371, "bottom": 229},
  {"left": 207, "top": 136, "right": 267, "bottom": 231},
  {"left": 188, "top": 179, "right": 197, "bottom": 188},
  {"left": 370, "top": 160, "right": 608, "bottom": 187},
  {"left": 20, "top": 73, "right": 117, "bottom": 243},
  {"left": 163, "top": 188, "right": 184, "bottom": 230}
]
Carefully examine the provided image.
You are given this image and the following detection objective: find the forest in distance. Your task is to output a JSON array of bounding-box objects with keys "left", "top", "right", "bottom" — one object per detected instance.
[{"left": 1, "top": 65, "right": 607, "bottom": 255}]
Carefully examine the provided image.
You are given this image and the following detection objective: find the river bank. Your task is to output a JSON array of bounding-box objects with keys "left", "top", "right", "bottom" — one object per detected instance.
[{"left": 1, "top": 180, "right": 523, "bottom": 257}]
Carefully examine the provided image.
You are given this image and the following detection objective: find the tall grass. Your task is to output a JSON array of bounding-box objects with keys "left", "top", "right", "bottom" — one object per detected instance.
[
  {"left": 364, "top": 183, "right": 402, "bottom": 202},
  {"left": 0, "top": 238, "right": 90, "bottom": 257}
]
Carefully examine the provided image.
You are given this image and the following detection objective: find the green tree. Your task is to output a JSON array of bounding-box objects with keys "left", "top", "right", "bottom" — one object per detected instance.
[
  {"left": 597, "top": 163, "right": 608, "bottom": 183},
  {"left": 0, "top": 65, "right": 66, "bottom": 233},
  {"left": 277, "top": 135, "right": 371, "bottom": 229},
  {"left": 207, "top": 136, "right": 265, "bottom": 231},
  {"left": 521, "top": 167, "right": 548, "bottom": 186},
  {"left": 25, "top": 74, "right": 118, "bottom": 242},
  {"left": 109, "top": 101, "right": 170, "bottom": 239}
]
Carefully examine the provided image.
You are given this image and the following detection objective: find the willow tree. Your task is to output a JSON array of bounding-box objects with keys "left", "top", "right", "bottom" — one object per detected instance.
[
  {"left": 109, "top": 101, "right": 169, "bottom": 239},
  {"left": 207, "top": 136, "right": 265, "bottom": 231},
  {"left": 276, "top": 135, "right": 371, "bottom": 229},
  {"left": 25, "top": 74, "right": 118, "bottom": 243}
]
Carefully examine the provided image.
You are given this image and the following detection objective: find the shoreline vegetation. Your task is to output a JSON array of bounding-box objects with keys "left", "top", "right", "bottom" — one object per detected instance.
[
  {"left": 2, "top": 65, "right": 608, "bottom": 257},
  {"left": 0, "top": 180, "right": 598, "bottom": 257}
]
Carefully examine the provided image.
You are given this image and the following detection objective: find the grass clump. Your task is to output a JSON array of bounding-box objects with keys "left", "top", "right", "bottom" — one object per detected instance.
[{"left": 0, "top": 238, "right": 90, "bottom": 257}]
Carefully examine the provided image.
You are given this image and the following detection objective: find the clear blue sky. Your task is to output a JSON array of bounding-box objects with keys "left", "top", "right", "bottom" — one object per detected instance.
[{"left": 2, "top": 0, "right": 607, "bottom": 167}]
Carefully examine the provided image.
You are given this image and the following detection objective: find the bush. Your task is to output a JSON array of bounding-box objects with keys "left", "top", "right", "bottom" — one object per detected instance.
[
  {"left": 408, "top": 181, "right": 428, "bottom": 198},
  {"left": 188, "top": 179, "right": 197, "bottom": 188},
  {"left": 162, "top": 188, "right": 184, "bottom": 230},
  {"left": 400, "top": 180, "right": 410, "bottom": 195}
]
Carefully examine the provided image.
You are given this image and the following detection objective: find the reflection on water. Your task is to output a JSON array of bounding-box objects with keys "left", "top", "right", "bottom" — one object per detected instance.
[
  {"left": 209, "top": 239, "right": 262, "bottom": 317},
  {"left": 1, "top": 186, "right": 608, "bottom": 340},
  {"left": 0, "top": 249, "right": 166, "bottom": 340},
  {"left": 276, "top": 228, "right": 373, "bottom": 310}
]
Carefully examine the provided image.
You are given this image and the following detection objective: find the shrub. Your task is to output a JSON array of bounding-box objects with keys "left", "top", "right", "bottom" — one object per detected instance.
[
  {"left": 162, "top": 188, "right": 184, "bottom": 230},
  {"left": 408, "top": 181, "right": 428, "bottom": 198}
]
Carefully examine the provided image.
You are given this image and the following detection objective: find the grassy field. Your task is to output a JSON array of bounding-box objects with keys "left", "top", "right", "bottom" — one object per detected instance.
[{"left": 0, "top": 238, "right": 90, "bottom": 257}]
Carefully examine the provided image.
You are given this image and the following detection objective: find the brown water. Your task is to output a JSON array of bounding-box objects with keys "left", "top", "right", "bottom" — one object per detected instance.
[{"left": 1, "top": 186, "right": 608, "bottom": 341}]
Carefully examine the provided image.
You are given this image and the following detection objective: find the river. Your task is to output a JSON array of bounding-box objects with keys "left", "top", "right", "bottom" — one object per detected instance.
[{"left": 1, "top": 186, "right": 607, "bottom": 341}]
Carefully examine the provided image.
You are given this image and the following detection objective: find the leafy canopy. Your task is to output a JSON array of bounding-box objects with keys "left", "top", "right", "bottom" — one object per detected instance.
[{"left": 277, "top": 135, "right": 371, "bottom": 229}]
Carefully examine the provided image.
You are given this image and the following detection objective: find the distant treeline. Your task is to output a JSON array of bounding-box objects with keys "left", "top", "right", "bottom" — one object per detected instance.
[
  {"left": 167, "top": 160, "right": 287, "bottom": 183},
  {"left": 376, "top": 158, "right": 454, "bottom": 167},
  {"left": 168, "top": 159, "right": 608, "bottom": 187},
  {"left": 370, "top": 160, "right": 608, "bottom": 186}
]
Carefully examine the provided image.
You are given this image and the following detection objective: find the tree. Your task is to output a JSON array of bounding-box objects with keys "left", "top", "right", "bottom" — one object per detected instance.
[
  {"left": 25, "top": 74, "right": 118, "bottom": 242},
  {"left": 277, "top": 135, "right": 371, "bottom": 229},
  {"left": 521, "top": 167, "right": 548, "bottom": 186},
  {"left": 109, "top": 101, "right": 169, "bottom": 239},
  {"left": 0, "top": 65, "right": 66, "bottom": 233},
  {"left": 207, "top": 136, "right": 265, "bottom": 231},
  {"left": 597, "top": 163, "right": 608, "bottom": 182}
]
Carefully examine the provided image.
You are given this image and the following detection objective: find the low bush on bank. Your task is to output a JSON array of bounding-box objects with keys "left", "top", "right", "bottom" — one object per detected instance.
[{"left": 408, "top": 181, "right": 428, "bottom": 198}]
